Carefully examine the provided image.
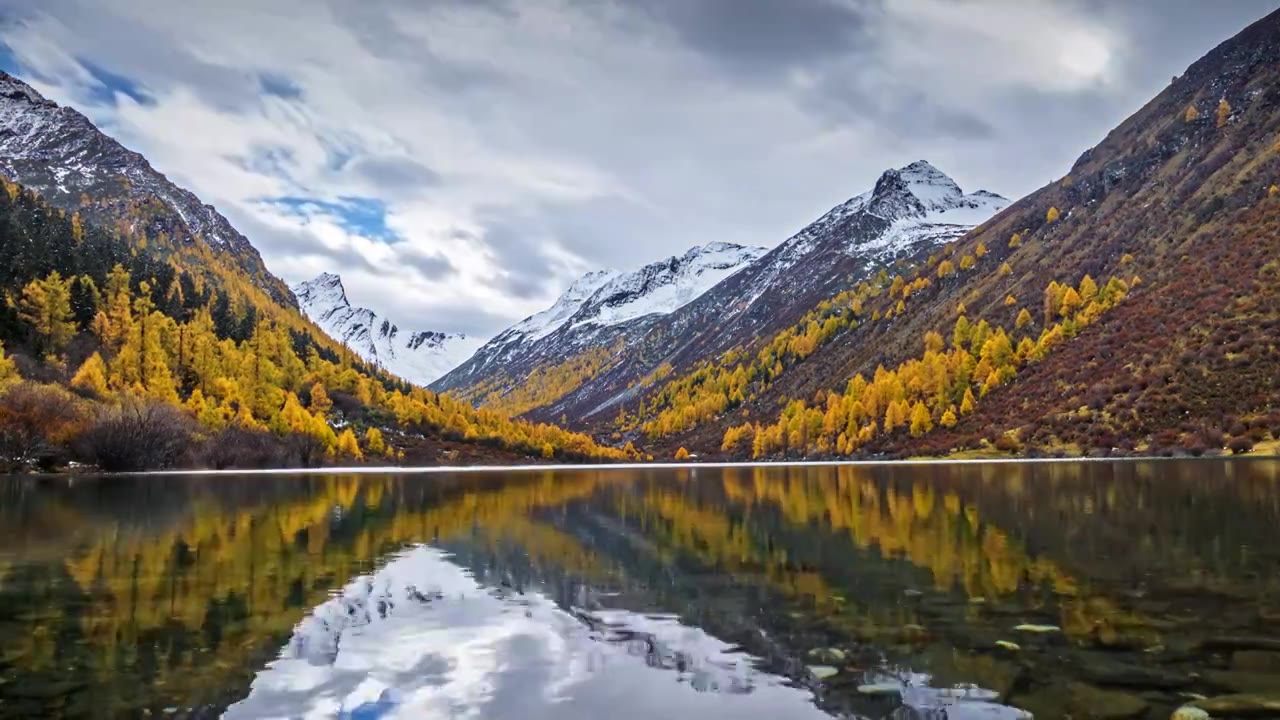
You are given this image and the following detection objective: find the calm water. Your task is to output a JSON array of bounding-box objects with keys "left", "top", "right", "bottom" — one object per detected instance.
[{"left": 1, "top": 461, "right": 1279, "bottom": 719}]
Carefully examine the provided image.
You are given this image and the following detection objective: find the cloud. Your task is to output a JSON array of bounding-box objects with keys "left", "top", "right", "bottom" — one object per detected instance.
[{"left": 0, "top": 0, "right": 1275, "bottom": 343}]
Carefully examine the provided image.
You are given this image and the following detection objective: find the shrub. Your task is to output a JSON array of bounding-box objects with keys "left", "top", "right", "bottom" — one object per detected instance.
[
  {"left": 1227, "top": 436, "right": 1254, "bottom": 455},
  {"left": 0, "top": 382, "right": 85, "bottom": 471},
  {"left": 200, "top": 427, "right": 289, "bottom": 469},
  {"left": 75, "top": 399, "right": 195, "bottom": 471}
]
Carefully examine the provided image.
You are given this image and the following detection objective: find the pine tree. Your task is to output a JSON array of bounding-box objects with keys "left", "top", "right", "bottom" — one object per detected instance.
[
  {"left": 1008, "top": 233, "right": 1022, "bottom": 248},
  {"left": 1015, "top": 308, "right": 1033, "bottom": 329},
  {"left": 674, "top": 446, "right": 690, "bottom": 461},
  {"left": 909, "top": 402, "right": 933, "bottom": 436},
  {"left": 310, "top": 381, "right": 333, "bottom": 415},
  {"left": 71, "top": 353, "right": 110, "bottom": 396},
  {"left": 1216, "top": 98, "right": 1231, "bottom": 128},
  {"left": 1184, "top": 104, "right": 1200, "bottom": 123},
  {"left": 937, "top": 260, "right": 956, "bottom": 278},
  {"left": 1046, "top": 206, "right": 1061, "bottom": 223},
  {"left": 960, "top": 388, "right": 976, "bottom": 415},
  {"left": 69, "top": 275, "right": 101, "bottom": 329},
  {"left": 1079, "top": 275, "right": 1098, "bottom": 303},
  {"left": 0, "top": 341, "right": 17, "bottom": 385},
  {"left": 364, "top": 427, "right": 388, "bottom": 456},
  {"left": 335, "top": 428, "right": 363, "bottom": 459},
  {"left": 959, "top": 255, "right": 976, "bottom": 271},
  {"left": 940, "top": 406, "right": 958, "bottom": 428},
  {"left": 18, "top": 271, "right": 76, "bottom": 357},
  {"left": 998, "top": 262, "right": 1012, "bottom": 277}
]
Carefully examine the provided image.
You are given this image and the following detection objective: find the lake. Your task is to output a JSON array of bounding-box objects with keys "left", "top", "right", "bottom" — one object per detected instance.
[{"left": 1, "top": 461, "right": 1279, "bottom": 719}]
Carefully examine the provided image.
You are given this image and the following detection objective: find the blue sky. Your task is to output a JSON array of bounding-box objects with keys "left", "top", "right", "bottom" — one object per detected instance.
[{"left": 0, "top": 0, "right": 1275, "bottom": 337}]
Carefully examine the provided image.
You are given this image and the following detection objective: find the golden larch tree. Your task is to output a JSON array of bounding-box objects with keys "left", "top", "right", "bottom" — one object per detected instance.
[{"left": 18, "top": 271, "right": 76, "bottom": 357}]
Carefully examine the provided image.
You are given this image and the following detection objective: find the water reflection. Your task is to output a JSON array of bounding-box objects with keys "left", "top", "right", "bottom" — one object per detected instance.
[{"left": 0, "top": 460, "right": 1277, "bottom": 718}]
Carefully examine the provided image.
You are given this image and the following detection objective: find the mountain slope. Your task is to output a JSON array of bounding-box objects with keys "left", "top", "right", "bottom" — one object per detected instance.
[
  {"left": 293, "top": 273, "right": 482, "bottom": 386},
  {"left": 0, "top": 71, "right": 292, "bottom": 306},
  {"left": 0, "top": 71, "right": 632, "bottom": 469},
  {"left": 492, "top": 161, "right": 1006, "bottom": 426},
  {"left": 663, "top": 7, "right": 1280, "bottom": 459},
  {"left": 432, "top": 241, "right": 767, "bottom": 410}
]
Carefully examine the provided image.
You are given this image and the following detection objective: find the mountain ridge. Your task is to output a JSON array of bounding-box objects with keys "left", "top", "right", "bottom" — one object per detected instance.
[
  {"left": 0, "top": 70, "right": 293, "bottom": 306},
  {"left": 477, "top": 160, "right": 1008, "bottom": 427},
  {"left": 292, "top": 272, "right": 482, "bottom": 386}
]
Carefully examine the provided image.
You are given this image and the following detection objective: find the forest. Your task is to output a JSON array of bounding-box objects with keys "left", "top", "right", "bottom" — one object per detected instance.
[{"left": 0, "top": 180, "right": 634, "bottom": 471}]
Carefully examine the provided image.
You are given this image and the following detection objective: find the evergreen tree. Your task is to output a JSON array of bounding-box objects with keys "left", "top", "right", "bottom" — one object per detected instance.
[{"left": 18, "top": 271, "right": 76, "bottom": 358}]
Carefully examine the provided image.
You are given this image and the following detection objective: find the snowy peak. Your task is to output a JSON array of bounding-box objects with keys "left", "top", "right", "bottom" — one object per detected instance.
[
  {"left": 863, "top": 159, "right": 1005, "bottom": 223},
  {"left": 292, "top": 273, "right": 482, "bottom": 386},
  {"left": 568, "top": 241, "right": 767, "bottom": 329}
]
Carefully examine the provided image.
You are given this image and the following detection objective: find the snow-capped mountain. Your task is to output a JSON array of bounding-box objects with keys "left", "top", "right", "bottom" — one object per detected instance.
[
  {"left": 434, "top": 241, "right": 766, "bottom": 392},
  {"left": 294, "top": 273, "right": 482, "bottom": 386},
  {"left": 448, "top": 160, "right": 1008, "bottom": 424},
  {"left": 0, "top": 71, "right": 291, "bottom": 304}
]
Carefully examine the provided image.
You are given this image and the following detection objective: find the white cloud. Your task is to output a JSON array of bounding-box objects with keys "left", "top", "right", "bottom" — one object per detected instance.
[{"left": 0, "top": 0, "right": 1274, "bottom": 337}]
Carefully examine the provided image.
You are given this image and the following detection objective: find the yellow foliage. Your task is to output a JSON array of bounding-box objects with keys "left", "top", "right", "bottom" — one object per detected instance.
[
  {"left": 1004, "top": 295, "right": 1017, "bottom": 306},
  {"left": 1008, "top": 233, "right": 1022, "bottom": 248},
  {"left": 998, "top": 262, "right": 1012, "bottom": 277},
  {"left": 71, "top": 353, "right": 110, "bottom": 396},
  {"left": 1269, "top": 185, "right": 1279, "bottom": 198},
  {"left": 1046, "top": 206, "right": 1061, "bottom": 223},
  {"left": 364, "top": 427, "right": 388, "bottom": 456},
  {"left": 1015, "top": 308, "right": 1033, "bottom": 329},
  {"left": 1216, "top": 98, "right": 1231, "bottom": 128},
  {"left": 975, "top": 242, "right": 987, "bottom": 258},
  {"left": 937, "top": 260, "right": 956, "bottom": 278},
  {"left": 18, "top": 271, "right": 76, "bottom": 357},
  {"left": 959, "top": 255, "right": 976, "bottom": 271},
  {"left": 1184, "top": 104, "right": 1199, "bottom": 123},
  {"left": 0, "top": 341, "right": 17, "bottom": 385},
  {"left": 335, "top": 428, "right": 363, "bottom": 460},
  {"left": 747, "top": 275, "right": 1130, "bottom": 457},
  {"left": 674, "top": 446, "right": 690, "bottom": 461}
]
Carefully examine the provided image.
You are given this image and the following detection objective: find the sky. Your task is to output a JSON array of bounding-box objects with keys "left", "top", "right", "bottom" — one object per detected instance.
[{"left": 0, "top": 0, "right": 1276, "bottom": 338}]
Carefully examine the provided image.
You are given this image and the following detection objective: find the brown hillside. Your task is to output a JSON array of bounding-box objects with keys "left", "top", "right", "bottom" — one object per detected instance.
[{"left": 662, "top": 8, "right": 1280, "bottom": 459}]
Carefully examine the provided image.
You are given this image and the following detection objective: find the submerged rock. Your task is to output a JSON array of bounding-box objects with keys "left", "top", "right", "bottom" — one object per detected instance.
[
  {"left": 1014, "top": 624, "right": 1062, "bottom": 634},
  {"left": 1066, "top": 682, "right": 1151, "bottom": 719},
  {"left": 1202, "top": 669, "right": 1280, "bottom": 695},
  {"left": 807, "top": 665, "right": 839, "bottom": 680},
  {"left": 1192, "top": 693, "right": 1280, "bottom": 715}
]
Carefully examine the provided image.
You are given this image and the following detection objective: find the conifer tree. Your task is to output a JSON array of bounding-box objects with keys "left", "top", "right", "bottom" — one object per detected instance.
[
  {"left": 674, "top": 446, "right": 690, "bottom": 460},
  {"left": 335, "top": 428, "right": 363, "bottom": 459},
  {"left": 1015, "top": 308, "right": 1033, "bottom": 329},
  {"left": 0, "top": 341, "right": 17, "bottom": 385},
  {"left": 364, "top": 427, "right": 388, "bottom": 456},
  {"left": 71, "top": 353, "right": 110, "bottom": 396},
  {"left": 18, "top": 271, "right": 76, "bottom": 357},
  {"left": 1046, "top": 206, "right": 1061, "bottom": 223},
  {"left": 1216, "top": 98, "right": 1231, "bottom": 127}
]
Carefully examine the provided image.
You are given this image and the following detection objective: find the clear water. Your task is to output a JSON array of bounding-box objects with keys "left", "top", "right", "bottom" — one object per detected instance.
[{"left": 1, "top": 460, "right": 1279, "bottom": 719}]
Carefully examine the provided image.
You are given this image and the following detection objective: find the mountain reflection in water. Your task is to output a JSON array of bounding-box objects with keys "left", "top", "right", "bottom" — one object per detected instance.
[{"left": 0, "top": 460, "right": 1278, "bottom": 719}]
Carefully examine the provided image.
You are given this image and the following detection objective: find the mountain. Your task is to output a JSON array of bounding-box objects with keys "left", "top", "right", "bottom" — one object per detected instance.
[
  {"left": 441, "top": 161, "right": 1006, "bottom": 426},
  {"left": 656, "top": 7, "right": 1280, "bottom": 459},
  {"left": 0, "top": 71, "right": 292, "bottom": 305},
  {"left": 292, "top": 272, "right": 482, "bottom": 386},
  {"left": 432, "top": 241, "right": 767, "bottom": 412},
  {"left": 0, "top": 70, "right": 631, "bottom": 469}
]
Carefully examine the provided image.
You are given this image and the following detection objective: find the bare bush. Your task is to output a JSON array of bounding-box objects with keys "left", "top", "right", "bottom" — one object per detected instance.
[
  {"left": 75, "top": 399, "right": 195, "bottom": 472},
  {"left": 0, "top": 382, "right": 85, "bottom": 471},
  {"left": 200, "top": 427, "right": 288, "bottom": 469}
]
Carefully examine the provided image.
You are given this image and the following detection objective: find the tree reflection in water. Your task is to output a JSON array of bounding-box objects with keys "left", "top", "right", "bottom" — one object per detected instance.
[{"left": 0, "top": 459, "right": 1277, "bottom": 718}]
